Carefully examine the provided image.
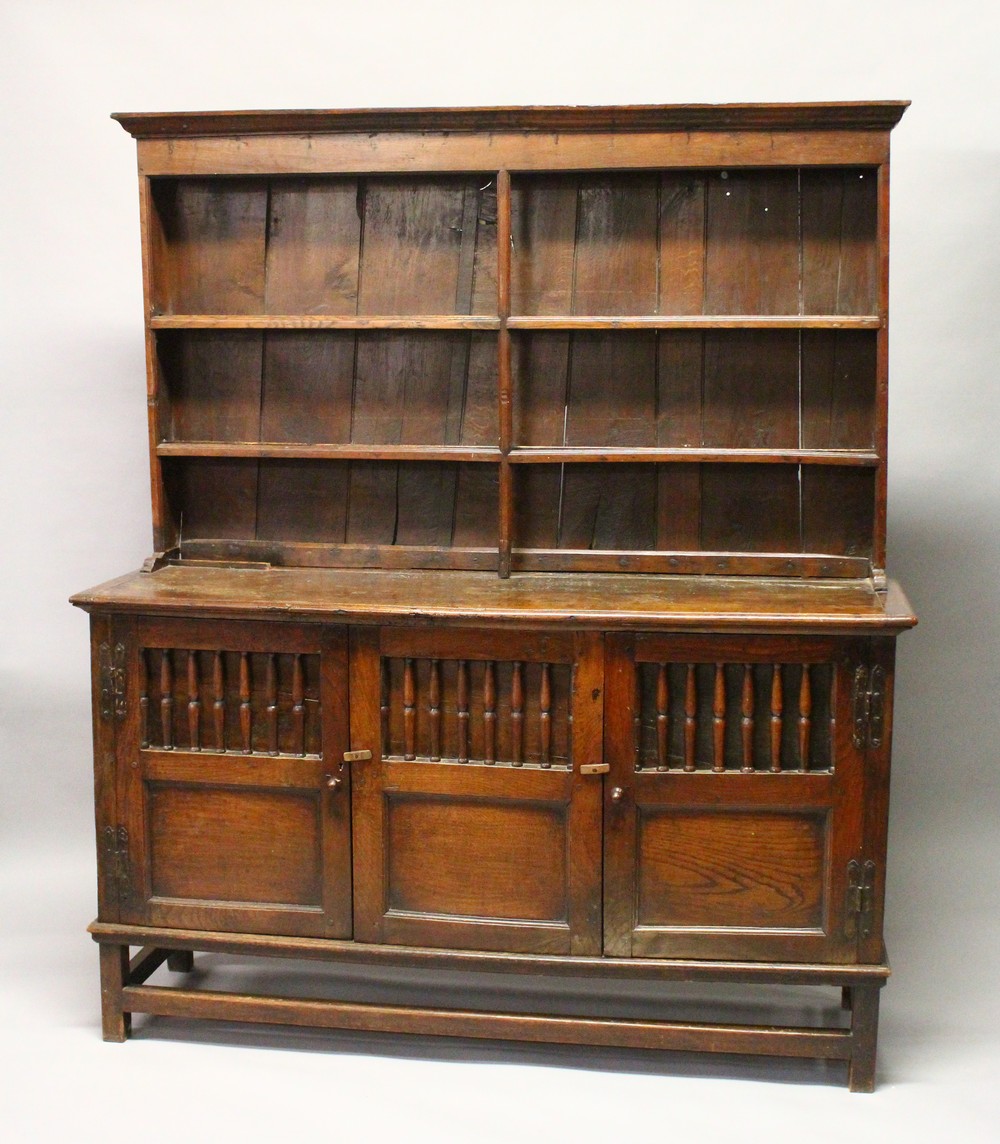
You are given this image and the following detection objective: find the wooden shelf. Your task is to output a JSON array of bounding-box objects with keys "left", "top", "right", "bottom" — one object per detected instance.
[
  {"left": 152, "top": 446, "right": 878, "bottom": 478},
  {"left": 508, "top": 448, "right": 879, "bottom": 466},
  {"left": 157, "top": 442, "right": 501, "bottom": 462},
  {"left": 150, "top": 315, "right": 881, "bottom": 332},
  {"left": 507, "top": 315, "right": 882, "bottom": 330},
  {"left": 150, "top": 315, "right": 502, "bottom": 331}
]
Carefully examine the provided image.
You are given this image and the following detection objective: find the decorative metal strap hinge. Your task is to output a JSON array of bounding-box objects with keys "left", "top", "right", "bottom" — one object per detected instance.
[
  {"left": 845, "top": 858, "right": 877, "bottom": 940},
  {"left": 851, "top": 663, "right": 886, "bottom": 749},
  {"left": 104, "top": 825, "right": 131, "bottom": 901},
  {"left": 99, "top": 642, "right": 127, "bottom": 721}
]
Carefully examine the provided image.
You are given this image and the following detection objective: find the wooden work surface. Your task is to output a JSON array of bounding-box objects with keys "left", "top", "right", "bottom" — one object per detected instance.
[{"left": 72, "top": 566, "right": 915, "bottom": 632}]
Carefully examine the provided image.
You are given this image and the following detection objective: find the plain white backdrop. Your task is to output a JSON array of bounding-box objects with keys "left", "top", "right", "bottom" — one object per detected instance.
[{"left": 3, "top": 1, "right": 999, "bottom": 1138}]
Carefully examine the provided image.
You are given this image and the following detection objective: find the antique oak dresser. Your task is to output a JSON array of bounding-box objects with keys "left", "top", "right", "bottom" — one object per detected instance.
[{"left": 73, "top": 102, "right": 915, "bottom": 1090}]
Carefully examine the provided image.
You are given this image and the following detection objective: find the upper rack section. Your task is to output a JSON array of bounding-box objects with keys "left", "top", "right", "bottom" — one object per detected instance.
[{"left": 122, "top": 103, "right": 907, "bottom": 580}]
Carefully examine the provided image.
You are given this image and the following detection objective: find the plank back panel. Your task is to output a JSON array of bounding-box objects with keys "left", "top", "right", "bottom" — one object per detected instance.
[
  {"left": 564, "top": 332, "right": 657, "bottom": 447},
  {"left": 257, "top": 460, "right": 351, "bottom": 543},
  {"left": 357, "top": 177, "right": 497, "bottom": 315},
  {"left": 260, "top": 332, "right": 355, "bottom": 444},
  {"left": 657, "top": 173, "right": 707, "bottom": 313},
  {"left": 700, "top": 464, "right": 801, "bottom": 554},
  {"left": 801, "top": 169, "right": 878, "bottom": 315},
  {"left": 264, "top": 178, "right": 361, "bottom": 314},
  {"left": 151, "top": 179, "right": 267, "bottom": 314},
  {"left": 801, "top": 331, "right": 877, "bottom": 450},
  {"left": 572, "top": 175, "right": 659, "bottom": 314},
  {"left": 655, "top": 332, "right": 703, "bottom": 446},
  {"left": 160, "top": 331, "right": 264, "bottom": 442},
  {"left": 702, "top": 332, "right": 799, "bottom": 448},
  {"left": 163, "top": 457, "right": 259, "bottom": 540},
  {"left": 352, "top": 333, "right": 497, "bottom": 446},
  {"left": 801, "top": 468, "right": 875, "bottom": 558},
  {"left": 510, "top": 177, "right": 578, "bottom": 314},
  {"left": 704, "top": 171, "right": 800, "bottom": 315}
]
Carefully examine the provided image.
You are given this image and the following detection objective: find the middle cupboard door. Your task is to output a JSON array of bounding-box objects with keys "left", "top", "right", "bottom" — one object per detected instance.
[{"left": 350, "top": 627, "right": 604, "bottom": 954}]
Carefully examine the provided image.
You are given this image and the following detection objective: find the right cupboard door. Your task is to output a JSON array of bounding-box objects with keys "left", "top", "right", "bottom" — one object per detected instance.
[{"left": 604, "top": 633, "right": 867, "bottom": 963}]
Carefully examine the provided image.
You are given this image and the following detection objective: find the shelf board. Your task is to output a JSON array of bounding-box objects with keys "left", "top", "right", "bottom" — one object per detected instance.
[
  {"left": 149, "top": 315, "right": 880, "bottom": 332},
  {"left": 508, "top": 447, "right": 880, "bottom": 466},
  {"left": 157, "top": 442, "right": 502, "bottom": 462},
  {"left": 150, "top": 314, "right": 501, "bottom": 331},
  {"left": 507, "top": 315, "right": 882, "bottom": 331},
  {"left": 158, "top": 443, "right": 878, "bottom": 466}
]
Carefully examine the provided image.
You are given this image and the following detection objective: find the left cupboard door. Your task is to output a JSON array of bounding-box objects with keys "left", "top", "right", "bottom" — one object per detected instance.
[{"left": 111, "top": 616, "right": 352, "bottom": 938}]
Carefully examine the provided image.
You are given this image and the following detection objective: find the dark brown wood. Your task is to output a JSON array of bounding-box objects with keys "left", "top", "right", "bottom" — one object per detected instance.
[
  {"left": 873, "top": 162, "right": 892, "bottom": 576},
  {"left": 741, "top": 665, "right": 755, "bottom": 772},
  {"left": 138, "top": 131, "right": 892, "bottom": 180},
  {"left": 129, "top": 945, "right": 170, "bottom": 983},
  {"left": 119, "top": 981, "right": 854, "bottom": 1061},
  {"left": 507, "top": 316, "right": 880, "bottom": 329},
  {"left": 771, "top": 665, "right": 784, "bottom": 773},
  {"left": 848, "top": 983, "right": 882, "bottom": 1092},
  {"left": 159, "top": 649, "right": 173, "bottom": 748},
  {"left": 712, "top": 663, "right": 726, "bottom": 772},
  {"left": 90, "top": 919, "right": 893, "bottom": 984},
  {"left": 153, "top": 314, "right": 501, "bottom": 329},
  {"left": 78, "top": 102, "right": 912, "bottom": 1089},
  {"left": 186, "top": 650, "right": 200, "bottom": 749},
  {"left": 142, "top": 133, "right": 886, "bottom": 577},
  {"left": 114, "top": 103, "right": 910, "bottom": 139},
  {"left": 73, "top": 566, "right": 915, "bottom": 632},
  {"left": 99, "top": 943, "right": 130, "bottom": 1041},
  {"left": 684, "top": 664, "right": 697, "bottom": 772},
  {"left": 799, "top": 667, "right": 813, "bottom": 771}
]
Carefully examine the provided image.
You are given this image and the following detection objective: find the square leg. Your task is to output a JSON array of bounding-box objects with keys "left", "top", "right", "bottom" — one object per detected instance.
[
  {"left": 99, "top": 943, "right": 131, "bottom": 1042},
  {"left": 847, "top": 983, "right": 881, "bottom": 1092}
]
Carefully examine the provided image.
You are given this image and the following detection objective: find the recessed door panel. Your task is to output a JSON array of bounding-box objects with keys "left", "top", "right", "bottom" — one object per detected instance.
[{"left": 635, "top": 806, "right": 827, "bottom": 930}]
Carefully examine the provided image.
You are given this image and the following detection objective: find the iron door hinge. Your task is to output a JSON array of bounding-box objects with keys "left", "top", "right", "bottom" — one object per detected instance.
[
  {"left": 851, "top": 663, "right": 885, "bottom": 750},
  {"left": 99, "top": 642, "right": 127, "bottom": 721},
  {"left": 104, "top": 825, "right": 130, "bottom": 901},
  {"left": 845, "top": 858, "right": 876, "bottom": 940}
]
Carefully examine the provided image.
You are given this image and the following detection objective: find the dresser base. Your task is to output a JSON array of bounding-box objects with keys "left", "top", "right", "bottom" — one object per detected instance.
[{"left": 90, "top": 922, "right": 888, "bottom": 1092}]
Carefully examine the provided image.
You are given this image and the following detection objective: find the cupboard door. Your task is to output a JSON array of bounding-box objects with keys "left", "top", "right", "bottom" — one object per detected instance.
[
  {"left": 350, "top": 627, "right": 603, "bottom": 954},
  {"left": 604, "top": 633, "right": 867, "bottom": 963},
  {"left": 116, "top": 617, "right": 351, "bottom": 938}
]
